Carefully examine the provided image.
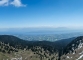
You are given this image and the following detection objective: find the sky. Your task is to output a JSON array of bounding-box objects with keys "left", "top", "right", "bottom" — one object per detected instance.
[{"left": 0, "top": 0, "right": 83, "bottom": 29}]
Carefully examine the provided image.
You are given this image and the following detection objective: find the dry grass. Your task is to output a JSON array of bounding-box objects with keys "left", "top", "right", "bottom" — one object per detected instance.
[{"left": 0, "top": 48, "right": 58, "bottom": 60}]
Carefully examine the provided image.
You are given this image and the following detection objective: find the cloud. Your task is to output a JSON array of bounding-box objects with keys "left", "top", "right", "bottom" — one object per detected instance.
[
  {"left": 10, "top": 0, "right": 26, "bottom": 7},
  {"left": 0, "top": 0, "right": 9, "bottom": 6},
  {"left": 0, "top": 0, "right": 26, "bottom": 7}
]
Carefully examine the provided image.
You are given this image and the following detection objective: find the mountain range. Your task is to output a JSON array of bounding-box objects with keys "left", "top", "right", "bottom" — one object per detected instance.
[{"left": 0, "top": 35, "right": 83, "bottom": 60}]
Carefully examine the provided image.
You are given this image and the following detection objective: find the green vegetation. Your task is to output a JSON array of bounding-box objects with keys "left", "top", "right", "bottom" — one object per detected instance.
[
  {"left": 0, "top": 35, "right": 81, "bottom": 60},
  {"left": 0, "top": 35, "right": 59, "bottom": 60}
]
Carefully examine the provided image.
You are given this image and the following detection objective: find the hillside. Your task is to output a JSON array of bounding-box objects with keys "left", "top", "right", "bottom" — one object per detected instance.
[
  {"left": 0, "top": 35, "right": 75, "bottom": 52},
  {"left": 0, "top": 35, "right": 76, "bottom": 60},
  {"left": 61, "top": 36, "right": 83, "bottom": 60},
  {"left": 0, "top": 35, "right": 59, "bottom": 60}
]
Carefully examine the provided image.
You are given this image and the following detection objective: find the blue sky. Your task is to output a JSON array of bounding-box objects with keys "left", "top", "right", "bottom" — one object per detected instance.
[{"left": 0, "top": 0, "right": 83, "bottom": 28}]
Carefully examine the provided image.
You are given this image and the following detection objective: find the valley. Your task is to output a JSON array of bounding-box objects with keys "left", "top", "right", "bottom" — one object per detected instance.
[{"left": 0, "top": 35, "right": 83, "bottom": 60}]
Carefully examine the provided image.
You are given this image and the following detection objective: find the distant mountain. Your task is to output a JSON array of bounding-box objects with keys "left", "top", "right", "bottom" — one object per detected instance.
[
  {"left": 0, "top": 27, "right": 83, "bottom": 35},
  {"left": 0, "top": 28, "right": 83, "bottom": 42},
  {"left": 61, "top": 36, "right": 83, "bottom": 60}
]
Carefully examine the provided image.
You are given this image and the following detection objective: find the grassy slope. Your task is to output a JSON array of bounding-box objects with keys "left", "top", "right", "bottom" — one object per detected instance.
[{"left": 0, "top": 49, "right": 58, "bottom": 60}]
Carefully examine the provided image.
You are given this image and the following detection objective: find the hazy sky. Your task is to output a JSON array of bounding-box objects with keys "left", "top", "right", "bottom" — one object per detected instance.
[{"left": 0, "top": 0, "right": 83, "bottom": 28}]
